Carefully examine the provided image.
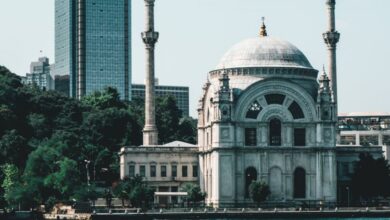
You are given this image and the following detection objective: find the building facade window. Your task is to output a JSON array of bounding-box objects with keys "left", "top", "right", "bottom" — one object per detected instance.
[
  {"left": 270, "top": 118, "right": 281, "bottom": 146},
  {"left": 150, "top": 165, "right": 156, "bottom": 177},
  {"left": 140, "top": 165, "right": 146, "bottom": 177},
  {"left": 340, "top": 135, "right": 356, "bottom": 145},
  {"left": 171, "top": 186, "right": 178, "bottom": 204},
  {"left": 265, "top": 94, "right": 285, "bottom": 105},
  {"left": 294, "top": 167, "right": 306, "bottom": 198},
  {"left": 294, "top": 128, "right": 306, "bottom": 146},
  {"left": 288, "top": 101, "right": 304, "bottom": 119},
  {"left": 161, "top": 165, "right": 167, "bottom": 177},
  {"left": 245, "top": 128, "right": 257, "bottom": 146},
  {"left": 182, "top": 165, "right": 188, "bottom": 177},
  {"left": 246, "top": 101, "right": 262, "bottom": 119},
  {"left": 193, "top": 165, "right": 198, "bottom": 177},
  {"left": 245, "top": 167, "right": 257, "bottom": 198},
  {"left": 172, "top": 165, "right": 177, "bottom": 177},
  {"left": 128, "top": 165, "right": 135, "bottom": 177}
]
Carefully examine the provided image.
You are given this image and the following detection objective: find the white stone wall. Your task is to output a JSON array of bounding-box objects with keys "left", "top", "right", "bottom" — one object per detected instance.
[
  {"left": 119, "top": 146, "right": 199, "bottom": 191},
  {"left": 198, "top": 75, "right": 337, "bottom": 207}
]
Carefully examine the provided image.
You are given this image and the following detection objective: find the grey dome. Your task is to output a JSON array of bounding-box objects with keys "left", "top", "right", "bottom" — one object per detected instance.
[{"left": 216, "top": 37, "right": 313, "bottom": 70}]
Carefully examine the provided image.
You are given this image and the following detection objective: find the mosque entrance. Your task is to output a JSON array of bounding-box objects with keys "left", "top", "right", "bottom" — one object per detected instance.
[
  {"left": 245, "top": 167, "right": 257, "bottom": 198},
  {"left": 294, "top": 167, "right": 306, "bottom": 198}
]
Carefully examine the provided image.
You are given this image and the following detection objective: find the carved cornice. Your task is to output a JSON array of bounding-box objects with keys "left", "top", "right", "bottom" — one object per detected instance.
[{"left": 209, "top": 67, "right": 318, "bottom": 80}]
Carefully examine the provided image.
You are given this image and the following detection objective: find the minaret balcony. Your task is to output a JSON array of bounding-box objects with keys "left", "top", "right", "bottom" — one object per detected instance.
[
  {"left": 323, "top": 31, "right": 340, "bottom": 47},
  {"left": 142, "top": 31, "right": 159, "bottom": 45}
]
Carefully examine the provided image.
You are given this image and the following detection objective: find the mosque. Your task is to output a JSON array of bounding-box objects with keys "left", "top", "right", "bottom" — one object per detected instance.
[{"left": 120, "top": 0, "right": 383, "bottom": 207}]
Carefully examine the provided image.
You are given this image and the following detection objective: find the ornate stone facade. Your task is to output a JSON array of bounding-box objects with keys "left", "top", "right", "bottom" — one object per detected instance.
[{"left": 197, "top": 33, "right": 338, "bottom": 207}]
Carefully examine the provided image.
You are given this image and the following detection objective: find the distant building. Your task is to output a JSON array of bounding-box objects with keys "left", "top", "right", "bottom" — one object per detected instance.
[
  {"left": 339, "top": 112, "right": 390, "bottom": 160},
  {"left": 132, "top": 81, "right": 189, "bottom": 117},
  {"left": 119, "top": 141, "right": 198, "bottom": 206},
  {"left": 54, "top": 75, "right": 70, "bottom": 96},
  {"left": 54, "top": 0, "right": 132, "bottom": 100},
  {"left": 22, "top": 57, "right": 54, "bottom": 90}
]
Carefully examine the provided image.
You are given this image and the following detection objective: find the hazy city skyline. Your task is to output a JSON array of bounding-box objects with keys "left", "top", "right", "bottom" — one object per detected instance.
[{"left": 1, "top": 0, "right": 389, "bottom": 117}]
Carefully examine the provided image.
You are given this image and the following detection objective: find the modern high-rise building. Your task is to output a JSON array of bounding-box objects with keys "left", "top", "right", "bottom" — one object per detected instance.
[
  {"left": 22, "top": 57, "right": 54, "bottom": 91},
  {"left": 54, "top": 75, "right": 70, "bottom": 96},
  {"left": 132, "top": 82, "right": 190, "bottom": 117},
  {"left": 54, "top": 0, "right": 131, "bottom": 100}
]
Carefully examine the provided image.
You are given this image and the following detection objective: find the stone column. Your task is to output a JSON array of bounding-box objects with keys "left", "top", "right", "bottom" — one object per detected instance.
[
  {"left": 142, "top": 0, "right": 159, "bottom": 145},
  {"left": 323, "top": 0, "right": 340, "bottom": 115}
]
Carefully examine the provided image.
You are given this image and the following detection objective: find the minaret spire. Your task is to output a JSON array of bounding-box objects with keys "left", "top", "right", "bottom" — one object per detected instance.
[
  {"left": 323, "top": 0, "right": 340, "bottom": 117},
  {"left": 142, "top": 0, "right": 159, "bottom": 145},
  {"left": 259, "top": 17, "right": 268, "bottom": 37}
]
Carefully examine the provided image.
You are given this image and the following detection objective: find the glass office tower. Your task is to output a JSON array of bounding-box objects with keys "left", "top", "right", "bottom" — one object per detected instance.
[
  {"left": 132, "top": 84, "right": 190, "bottom": 117},
  {"left": 54, "top": 0, "right": 131, "bottom": 100}
]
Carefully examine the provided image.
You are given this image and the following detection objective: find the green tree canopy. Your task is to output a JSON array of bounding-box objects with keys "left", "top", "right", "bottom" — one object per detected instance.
[
  {"left": 181, "top": 183, "right": 206, "bottom": 204},
  {"left": 156, "top": 96, "right": 182, "bottom": 144},
  {"left": 351, "top": 153, "right": 390, "bottom": 200},
  {"left": 0, "top": 65, "right": 197, "bottom": 209},
  {"left": 249, "top": 181, "right": 270, "bottom": 205}
]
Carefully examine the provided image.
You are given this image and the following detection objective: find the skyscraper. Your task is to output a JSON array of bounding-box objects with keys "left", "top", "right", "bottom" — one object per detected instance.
[
  {"left": 54, "top": 0, "right": 131, "bottom": 100},
  {"left": 132, "top": 83, "right": 190, "bottom": 117},
  {"left": 22, "top": 57, "right": 54, "bottom": 91}
]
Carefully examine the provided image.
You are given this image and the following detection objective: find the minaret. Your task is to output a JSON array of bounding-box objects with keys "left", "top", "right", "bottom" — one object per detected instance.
[
  {"left": 141, "top": 0, "right": 159, "bottom": 145},
  {"left": 323, "top": 0, "right": 340, "bottom": 116}
]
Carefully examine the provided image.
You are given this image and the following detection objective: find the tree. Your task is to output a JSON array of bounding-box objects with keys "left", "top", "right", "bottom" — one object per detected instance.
[
  {"left": 72, "top": 184, "right": 99, "bottom": 207},
  {"left": 44, "top": 158, "right": 81, "bottom": 199},
  {"left": 1, "top": 164, "right": 19, "bottom": 208},
  {"left": 156, "top": 96, "right": 182, "bottom": 144},
  {"left": 81, "top": 87, "right": 125, "bottom": 110},
  {"left": 181, "top": 183, "right": 206, "bottom": 206},
  {"left": 249, "top": 181, "right": 270, "bottom": 206},
  {"left": 176, "top": 117, "right": 197, "bottom": 144},
  {"left": 351, "top": 153, "right": 390, "bottom": 201},
  {"left": 0, "top": 130, "right": 29, "bottom": 168},
  {"left": 127, "top": 175, "right": 154, "bottom": 208}
]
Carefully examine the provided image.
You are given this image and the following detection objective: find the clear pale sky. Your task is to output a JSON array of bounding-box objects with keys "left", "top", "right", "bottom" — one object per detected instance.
[{"left": 0, "top": 0, "right": 389, "bottom": 117}]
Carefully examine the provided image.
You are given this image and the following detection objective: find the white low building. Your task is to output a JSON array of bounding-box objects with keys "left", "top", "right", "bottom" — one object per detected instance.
[{"left": 119, "top": 141, "right": 198, "bottom": 206}]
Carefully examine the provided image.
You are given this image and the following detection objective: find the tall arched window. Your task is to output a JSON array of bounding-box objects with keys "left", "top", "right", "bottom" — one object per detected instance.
[
  {"left": 269, "top": 118, "right": 281, "bottom": 146},
  {"left": 245, "top": 167, "right": 257, "bottom": 198},
  {"left": 294, "top": 167, "right": 306, "bottom": 198}
]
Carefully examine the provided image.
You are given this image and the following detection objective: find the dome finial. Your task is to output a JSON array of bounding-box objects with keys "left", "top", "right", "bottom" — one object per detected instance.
[{"left": 259, "top": 17, "right": 268, "bottom": 37}]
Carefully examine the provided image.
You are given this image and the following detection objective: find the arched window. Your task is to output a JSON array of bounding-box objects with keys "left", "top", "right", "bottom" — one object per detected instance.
[
  {"left": 265, "top": 94, "right": 285, "bottom": 105},
  {"left": 294, "top": 167, "right": 306, "bottom": 198},
  {"left": 246, "top": 101, "right": 262, "bottom": 119},
  {"left": 288, "top": 101, "right": 304, "bottom": 119},
  {"left": 245, "top": 167, "right": 257, "bottom": 198},
  {"left": 269, "top": 118, "right": 281, "bottom": 146}
]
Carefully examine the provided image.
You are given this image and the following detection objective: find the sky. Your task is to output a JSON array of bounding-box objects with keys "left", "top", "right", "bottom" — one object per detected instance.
[{"left": 0, "top": 0, "right": 389, "bottom": 117}]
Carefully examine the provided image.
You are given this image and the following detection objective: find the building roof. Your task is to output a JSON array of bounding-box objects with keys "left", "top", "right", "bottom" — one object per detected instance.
[
  {"left": 339, "top": 112, "right": 390, "bottom": 117},
  {"left": 216, "top": 36, "right": 314, "bottom": 70},
  {"left": 163, "top": 141, "right": 196, "bottom": 147}
]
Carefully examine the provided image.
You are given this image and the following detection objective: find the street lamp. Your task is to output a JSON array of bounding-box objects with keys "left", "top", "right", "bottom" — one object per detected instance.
[
  {"left": 346, "top": 186, "right": 350, "bottom": 207},
  {"left": 85, "top": 160, "right": 91, "bottom": 186}
]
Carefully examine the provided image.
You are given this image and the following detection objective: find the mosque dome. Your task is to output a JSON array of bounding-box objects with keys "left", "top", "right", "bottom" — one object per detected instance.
[
  {"left": 208, "top": 23, "right": 319, "bottom": 97},
  {"left": 216, "top": 36, "right": 314, "bottom": 70}
]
